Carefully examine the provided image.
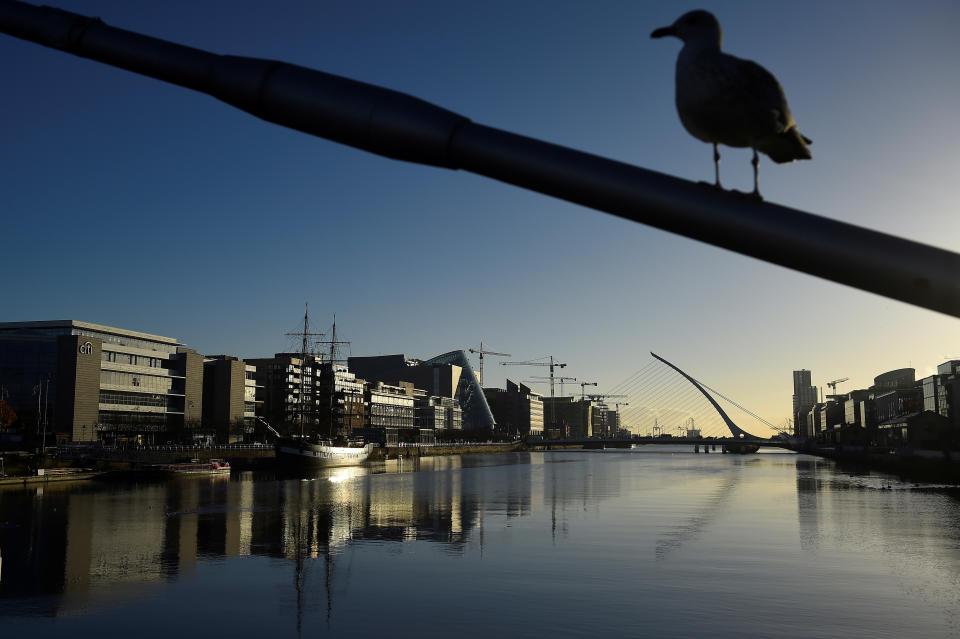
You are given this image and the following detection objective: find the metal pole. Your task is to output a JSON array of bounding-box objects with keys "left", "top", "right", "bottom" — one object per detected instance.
[
  {"left": 2, "top": 1, "right": 959, "bottom": 316},
  {"left": 42, "top": 374, "right": 48, "bottom": 449}
]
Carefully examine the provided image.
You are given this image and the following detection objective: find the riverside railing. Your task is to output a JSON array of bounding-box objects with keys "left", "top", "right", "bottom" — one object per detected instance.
[{"left": 2, "top": 0, "right": 958, "bottom": 317}]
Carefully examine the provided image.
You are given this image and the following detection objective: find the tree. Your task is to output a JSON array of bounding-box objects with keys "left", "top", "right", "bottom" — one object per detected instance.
[{"left": 0, "top": 400, "right": 17, "bottom": 430}]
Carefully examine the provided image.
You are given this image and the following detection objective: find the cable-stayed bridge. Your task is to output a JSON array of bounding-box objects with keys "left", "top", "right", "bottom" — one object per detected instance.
[{"left": 600, "top": 352, "right": 785, "bottom": 441}]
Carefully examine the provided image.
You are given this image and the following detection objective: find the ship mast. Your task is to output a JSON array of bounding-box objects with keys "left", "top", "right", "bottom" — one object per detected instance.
[
  {"left": 285, "top": 303, "right": 324, "bottom": 438},
  {"left": 315, "top": 314, "right": 351, "bottom": 439}
]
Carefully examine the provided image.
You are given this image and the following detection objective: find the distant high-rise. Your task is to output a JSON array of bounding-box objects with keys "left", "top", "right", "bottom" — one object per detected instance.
[{"left": 792, "top": 370, "right": 818, "bottom": 438}]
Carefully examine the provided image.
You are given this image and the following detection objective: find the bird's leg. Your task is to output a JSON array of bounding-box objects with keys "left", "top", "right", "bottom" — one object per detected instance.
[
  {"left": 713, "top": 143, "right": 722, "bottom": 188},
  {"left": 751, "top": 148, "right": 761, "bottom": 197}
]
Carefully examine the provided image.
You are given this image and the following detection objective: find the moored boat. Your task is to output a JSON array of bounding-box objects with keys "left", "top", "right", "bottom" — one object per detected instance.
[
  {"left": 275, "top": 437, "right": 373, "bottom": 468},
  {"left": 153, "top": 458, "right": 232, "bottom": 475}
]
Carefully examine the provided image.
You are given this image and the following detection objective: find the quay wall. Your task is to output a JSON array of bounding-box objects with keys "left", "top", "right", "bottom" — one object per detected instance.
[
  {"left": 57, "top": 445, "right": 275, "bottom": 468},
  {"left": 797, "top": 444, "right": 960, "bottom": 483}
]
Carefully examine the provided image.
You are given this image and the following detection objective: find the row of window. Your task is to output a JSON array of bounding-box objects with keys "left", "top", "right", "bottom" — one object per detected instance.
[
  {"left": 100, "top": 390, "right": 175, "bottom": 408},
  {"left": 370, "top": 405, "right": 414, "bottom": 417},
  {"left": 100, "top": 370, "right": 176, "bottom": 393},
  {"left": 77, "top": 329, "right": 176, "bottom": 354},
  {"left": 369, "top": 393, "right": 414, "bottom": 407},
  {"left": 369, "top": 416, "right": 416, "bottom": 428},
  {"left": 97, "top": 410, "right": 169, "bottom": 430},
  {"left": 102, "top": 350, "right": 165, "bottom": 368}
]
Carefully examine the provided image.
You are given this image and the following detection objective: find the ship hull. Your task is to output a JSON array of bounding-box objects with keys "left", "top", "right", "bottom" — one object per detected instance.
[{"left": 275, "top": 439, "right": 373, "bottom": 467}]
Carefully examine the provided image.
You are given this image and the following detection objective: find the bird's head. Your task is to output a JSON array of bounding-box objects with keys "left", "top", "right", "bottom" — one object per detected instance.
[{"left": 651, "top": 10, "right": 722, "bottom": 49}]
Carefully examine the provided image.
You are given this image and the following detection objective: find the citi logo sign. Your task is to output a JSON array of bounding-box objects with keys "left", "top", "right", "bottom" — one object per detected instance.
[{"left": 78, "top": 341, "right": 94, "bottom": 356}]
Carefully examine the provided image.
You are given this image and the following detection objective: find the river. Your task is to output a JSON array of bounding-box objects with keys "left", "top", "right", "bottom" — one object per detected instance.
[{"left": 1, "top": 448, "right": 958, "bottom": 637}]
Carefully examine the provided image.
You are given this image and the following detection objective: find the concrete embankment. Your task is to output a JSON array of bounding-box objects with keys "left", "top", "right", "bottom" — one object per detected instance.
[
  {"left": 797, "top": 444, "right": 960, "bottom": 484},
  {"left": 0, "top": 470, "right": 101, "bottom": 487},
  {"left": 0, "top": 442, "right": 524, "bottom": 482},
  {"left": 60, "top": 445, "right": 276, "bottom": 469}
]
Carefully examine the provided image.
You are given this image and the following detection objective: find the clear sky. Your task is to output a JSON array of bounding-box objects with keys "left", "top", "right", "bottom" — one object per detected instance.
[{"left": 3, "top": 0, "right": 959, "bottom": 435}]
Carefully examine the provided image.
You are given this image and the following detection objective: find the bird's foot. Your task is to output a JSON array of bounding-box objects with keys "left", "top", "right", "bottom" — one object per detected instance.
[
  {"left": 697, "top": 180, "right": 725, "bottom": 192},
  {"left": 697, "top": 181, "right": 763, "bottom": 201},
  {"left": 727, "top": 188, "right": 764, "bottom": 202}
]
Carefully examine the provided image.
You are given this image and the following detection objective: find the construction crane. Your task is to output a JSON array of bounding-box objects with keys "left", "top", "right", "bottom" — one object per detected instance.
[
  {"left": 468, "top": 342, "right": 511, "bottom": 387},
  {"left": 587, "top": 393, "right": 628, "bottom": 402},
  {"left": 579, "top": 381, "right": 598, "bottom": 400},
  {"left": 825, "top": 377, "right": 849, "bottom": 400},
  {"left": 503, "top": 356, "right": 566, "bottom": 428},
  {"left": 501, "top": 357, "right": 566, "bottom": 398},
  {"left": 528, "top": 375, "right": 577, "bottom": 397}
]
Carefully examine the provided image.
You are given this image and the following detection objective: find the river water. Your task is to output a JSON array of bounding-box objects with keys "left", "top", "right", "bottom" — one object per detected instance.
[{"left": 1, "top": 448, "right": 958, "bottom": 637}]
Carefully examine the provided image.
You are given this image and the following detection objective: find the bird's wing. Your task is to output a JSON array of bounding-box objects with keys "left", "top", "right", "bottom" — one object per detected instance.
[{"left": 721, "top": 55, "right": 795, "bottom": 134}]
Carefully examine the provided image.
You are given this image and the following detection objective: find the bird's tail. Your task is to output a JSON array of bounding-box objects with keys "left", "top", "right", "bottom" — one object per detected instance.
[{"left": 757, "top": 126, "right": 812, "bottom": 163}]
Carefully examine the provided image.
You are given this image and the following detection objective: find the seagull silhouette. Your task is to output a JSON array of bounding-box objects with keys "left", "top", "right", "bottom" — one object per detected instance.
[{"left": 651, "top": 10, "right": 811, "bottom": 197}]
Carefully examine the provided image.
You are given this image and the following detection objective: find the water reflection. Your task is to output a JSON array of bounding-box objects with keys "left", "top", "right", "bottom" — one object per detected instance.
[
  {"left": 795, "top": 457, "right": 830, "bottom": 551},
  {"left": 0, "top": 454, "right": 537, "bottom": 620},
  {"left": 655, "top": 467, "right": 742, "bottom": 560},
  {"left": 2, "top": 450, "right": 959, "bottom": 637},
  {"left": 793, "top": 454, "right": 960, "bottom": 628}
]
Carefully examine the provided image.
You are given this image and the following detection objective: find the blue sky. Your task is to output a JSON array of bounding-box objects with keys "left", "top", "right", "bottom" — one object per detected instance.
[{"left": 3, "top": 1, "right": 959, "bottom": 432}]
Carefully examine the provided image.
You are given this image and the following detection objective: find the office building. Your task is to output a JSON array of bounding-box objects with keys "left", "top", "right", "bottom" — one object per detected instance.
[
  {"left": 202, "top": 356, "right": 261, "bottom": 443},
  {"left": 415, "top": 395, "right": 462, "bottom": 431},
  {"left": 348, "top": 351, "right": 495, "bottom": 430},
  {"left": 540, "top": 396, "right": 597, "bottom": 439},
  {"left": 366, "top": 381, "right": 416, "bottom": 441},
  {"left": 484, "top": 380, "right": 543, "bottom": 438},
  {"left": 792, "top": 369, "right": 818, "bottom": 438},
  {"left": 0, "top": 320, "right": 201, "bottom": 443},
  {"left": 246, "top": 353, "right": 328, "bottom": 434},
  {"left": 317, "top": 362, "right": 367, "bottom": 438}
]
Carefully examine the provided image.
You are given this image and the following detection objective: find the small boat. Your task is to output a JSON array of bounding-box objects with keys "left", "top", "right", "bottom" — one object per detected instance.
[
  {"left": 275, "top": 437, "right": 373, "bottom": 468},
  {"left": 154, "top": 458, "right": 232, "bottom": 475}
]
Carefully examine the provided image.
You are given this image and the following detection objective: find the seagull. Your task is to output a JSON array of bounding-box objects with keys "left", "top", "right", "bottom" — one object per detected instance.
[{"left": 651, "top": 10, "right": 811, "bottom": 197}]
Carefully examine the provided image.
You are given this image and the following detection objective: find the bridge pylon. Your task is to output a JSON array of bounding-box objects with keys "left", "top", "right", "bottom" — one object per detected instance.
[{"left": 649, "top": 352, "right": 759, "bottom": 440}]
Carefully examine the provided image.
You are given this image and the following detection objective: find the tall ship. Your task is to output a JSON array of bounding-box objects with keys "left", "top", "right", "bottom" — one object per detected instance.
[
  {"left": 275, "top": 437, "right": 373, "bottom": 467},
  {"left": 274, "top": 306, "right": 374, "bottom": 468}
]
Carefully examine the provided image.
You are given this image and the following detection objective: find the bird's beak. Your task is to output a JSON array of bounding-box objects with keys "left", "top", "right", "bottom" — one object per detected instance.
[{"left": 650, "top": 25, "right": 676, "bottom": 39}]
